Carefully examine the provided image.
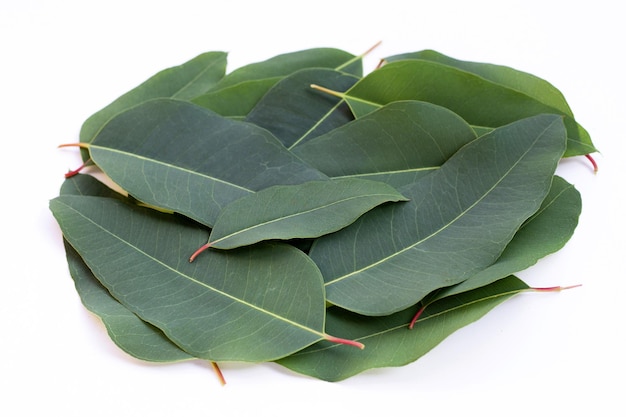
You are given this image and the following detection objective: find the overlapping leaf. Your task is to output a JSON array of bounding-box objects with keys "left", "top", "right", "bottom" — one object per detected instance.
[
  {"left": 326, "top": 59, "right": 594, "bottom": 157},
  {"left": 206, "top": 178, "right": 408, "bottom": 250},
  {"left": 292, "top": 100, "right": 477, "bottom": 188},
  {"left": 310, "top": 115, "right": 567, "bottom": 316},
  {"left": 277, "top": 276, "right": 529, "bottom": 382},
  {"left": 82, "top": 98, "right": 326, "bottom": 227},
  {"left": 80, "top": 51, "right": 227, "bottom": 146},
  {"left": 245, "top": 68, "right": 359, "bottom": 148},
  {"left": 51, "top": 193, "right": 361, "bottom": 362}
]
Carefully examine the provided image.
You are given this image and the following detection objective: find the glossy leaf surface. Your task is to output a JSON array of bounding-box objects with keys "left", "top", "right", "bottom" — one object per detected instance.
[
  {"left": 80, "top": 52, "right": 227, "bottom": 145},
  {"left": 277, "top": 276, "right": 529, "bottom": 381},
  {"left": 292, "top": 100, "right": 477, "bottom": 188},
  {"left": 208, "top": 178, "right": 408, "bottom": 250},
  {"left": 50, "top": 194, "right": 346, "bottom": 362},
  {"left": 337, "top": 59, "right": 594, "bottom": 157},
  {"left": 87, "top": 98, "right": 325, "bottom": 227},
  {"left": 310, "top": 115, "right": 567, "bottom": 315},
  {"left": 245, "top": 68, "right": 359, "bottom": 148}
]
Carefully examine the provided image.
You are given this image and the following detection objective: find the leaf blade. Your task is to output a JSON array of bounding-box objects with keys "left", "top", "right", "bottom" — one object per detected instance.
[
  {"left": 208, "top": 178, "right": 409, "bottom": 250},
  {"left": 310, "top": 115, "right": 567, "bottom": 315}
]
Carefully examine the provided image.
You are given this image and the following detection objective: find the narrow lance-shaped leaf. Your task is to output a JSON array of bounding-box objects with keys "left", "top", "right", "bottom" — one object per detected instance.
[
  {"left": 408, "top": 175, "right": 582, "bottom": 327},
  {"left": 80, "top": 51, "right": 227, "bottom": 146},
  {"left": 59, "top": 174, "right": 194, "bottom": 362},
  {"left": 292, "top": 100, "right": 477, "bottom": 188},
  {"left": 310, "top": 114, "right": 567, "bottom": 316},
  {"left": 202, "top": 178, "right": 409, "bottom": 252},
  {"left": 314, "top": 59, "right": 594, "bottom": 157},
  {"left": 68, "top": 98, "right": 326, "bottom": 227},
  {"left": 50, "top": 194, "right": 363, "bottom": 363},
  {"left": 245, "top": 68, "right": 360, "bottom": 148},
  {"left": 277, "top": 276, "right": 530, "bottom": 382}
]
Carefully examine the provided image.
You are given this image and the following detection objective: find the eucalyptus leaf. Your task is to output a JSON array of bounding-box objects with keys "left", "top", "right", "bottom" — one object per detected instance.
[
  {"left": 310, "top": 114, "right": 567, "bottom": 316},
  {"left": 206, "top": 178, "right": 409, "bottom": 250},
  {"left": 329, "top": 59, "right": 594, "bottom": 157},
  {"left": 80, "top": 51, "right": 227, "bottom": 146},
  {"left": 211, "top": 47, "right": 362, "bottom": 91},
  {"left": 292, "top": 100, "right": 477, "bottom": 188},
  {"left": 60, "top": 174, "right": 192, "bottom": 362},
  {"left": 50, "top": 194, "right": 360, "bottom": 362},
  {"left": 277, "top": 276, "right": 529, "bottom": 382},
  {"left": 84, "top": 98, "right": 325, "bottom": 227},
  {"left": 384, "top": 50, "right": 575, "bottom": 116},
  {"left": 245, "top": 68, "right": 359, "bottom": 148},
  {"left": 192, "top": 77, "right": 281, "bottom": 119}
]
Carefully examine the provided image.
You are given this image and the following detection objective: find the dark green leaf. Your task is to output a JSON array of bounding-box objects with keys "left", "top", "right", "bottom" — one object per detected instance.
[
  {"left": 334, "top": 59, "right": 594, "bottom": 157},
  {"left": 310, "top": 115, "right": 567, "bottom": 316},
  {"left": 245, "top": 68, "right": 359, "bottom": 148},
  {"left": 207, "top": 178, "right": 409, "bottom": 250},
  {"left": 292, "top": 100, "right": 477, "bottom": 188},
  {"left": 60, "top": 174, "right": 193, "bottom": 362},
  {"left": 277, "top": 276, "right": 529, "bottom": 382},
  {"left": 211, "top": 47, "right": 362, "bottom": 91},
  {"left": 80, "top": 51, "right": 227, "bottom": 146},
  {"left": 86, "top": 98, "right": 325, "bottom": 227},
  {"left": 50, "top": 194, "right": 356, "bottom": 362}
]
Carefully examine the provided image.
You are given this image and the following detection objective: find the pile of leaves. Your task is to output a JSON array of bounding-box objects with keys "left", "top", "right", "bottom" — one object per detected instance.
[{"left": 50, "top": 43, "right": 597, "bottom": 384}]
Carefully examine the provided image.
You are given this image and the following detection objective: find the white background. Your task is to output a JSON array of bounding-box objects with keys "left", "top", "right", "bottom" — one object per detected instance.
[{"left": 2, "top": 1, "right": 624, "bottom": 415}]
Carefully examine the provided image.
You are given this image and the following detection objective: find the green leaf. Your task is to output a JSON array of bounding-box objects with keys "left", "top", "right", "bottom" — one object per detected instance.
[
  {"left": 433, "top": 175, "right": 582, "bottom": 300},
  {"left": 80, "top": 51, "right": 227, "bottom": 145},
  {"left": 60, "top": 174, "right": 193, "bottom": 362},
  {"left": 207, "top": 178, "right": 409, "bottom": 250},
  {"left": 385, "top": 50, "right": 575, "bottom": 117},
  {"left": 245, "top": 68, "right": 359, "bottom": 148},
  {"left": 277, "top": 276, "right": 529, "bottom": 382},
  {"left": 292, "top": 100, "right": 477, "bottom": 188},
  {"left": 192, "top": 77, "right": 281, "bottom": 119},
  {"left": 50, "top": 194, "right": 359, "bottom": 362},
  {"left": 64, "top": 240, "right": 194, "bottom": 362},
  {"left": 211, "top": 47, "right": 362, "bottom": 91},
  {"left": 333, "top": 59, "right": 594, "bottom": 157},
  {"left": 84, "top": 98, "right": 326, "bottom": 227},
  {"left": 310, "top": 114, "right": 567, "bottom": 316}
]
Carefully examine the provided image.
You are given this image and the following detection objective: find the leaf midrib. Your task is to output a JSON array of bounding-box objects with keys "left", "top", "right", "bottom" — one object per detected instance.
[
  {"left": 59, "top": 199, "right": 325, "bottom": 338},
  {"left": 324, "top": 120, "right": 556, "bottom": 286}
]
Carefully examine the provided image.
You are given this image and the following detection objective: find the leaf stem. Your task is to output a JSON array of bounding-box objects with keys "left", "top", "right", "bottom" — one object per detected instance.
[
  {"left": 408, "top": 304, "right": 427, "bottom": 329},
  {"left": 530, "top": 284, "right": 582, "bottom": 292},
  {"left": 324, "top": 334, "right": 365, "bottom": 350},
  {"left": 210, "top": 361, "right": 226, "bottom": 386},
  {"left": 189, "top": 242, "right": 211, "bottom": 262},
  {"left": 64, "top": 158, "right": 92, "bottom": 178},
  {"left": 309, "top": 84, "right": 346, "bottom": 99},
  {"left": 585, "top": 154, "right": 598, "bottom": 173}
]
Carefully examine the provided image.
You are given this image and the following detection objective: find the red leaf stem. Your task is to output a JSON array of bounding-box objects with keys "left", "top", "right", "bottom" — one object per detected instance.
[
  {"left": 324, "top": 334, "right": 365, "bottom": 350},
  {"left": 408, "top": 305, "right": 427, "bottom": 329},
  {"left": 585, "top": 154, "right": 598, "bottom": 173},
  {"left": 210, "top": 362, "right": 226, "bottom": 386},
  {"left": 189, "top": 242, "right": 212, "bottom": 262}
]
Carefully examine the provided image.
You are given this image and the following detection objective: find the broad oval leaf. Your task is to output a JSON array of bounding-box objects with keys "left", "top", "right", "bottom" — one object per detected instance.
[
  {"left": 207, "top": 178, "right": 409, "bottom": 250},
  {"left": 86, "top": 98, "right": 326, "bottom": 227},
  {"left": 50, "top": 194, "right": 355, "bottom": 362},
  {"left": 292, "top": 100, "right": 477, "bottom": 188},
  {"left": 245, "top": 68, "right": 359, "bottom": 148},
  {"left": 277, "top": 276, "right": 529, "bottom": 382},
  {"left": 309, "top": 114, "right": 567, "bottom": 316},
  {"left": 80, "top": 51, "right": 227, "bottom": 145},
  {"left": 336, "top": 59, "right": 594, "bottom": 157}
]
